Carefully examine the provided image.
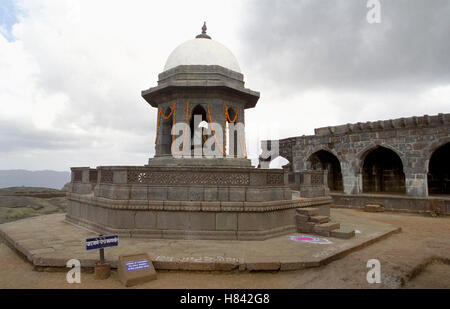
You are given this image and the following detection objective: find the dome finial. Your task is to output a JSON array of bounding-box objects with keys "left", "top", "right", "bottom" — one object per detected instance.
[{"left": 196, "top": 21, "right": 211, "bottom": 39}]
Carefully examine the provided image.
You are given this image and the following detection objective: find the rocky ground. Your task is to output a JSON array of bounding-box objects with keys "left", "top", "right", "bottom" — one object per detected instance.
[
  {"left": 0, "top": 187, "right": 67, "bottom": 224},
  {"left": 0, "top": 202, "right": 448, "bottom": 289}
]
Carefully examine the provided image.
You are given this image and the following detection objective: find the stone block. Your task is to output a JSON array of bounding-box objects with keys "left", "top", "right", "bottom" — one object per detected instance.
[
  {"left": 246, "top": 260, "right": 280, "bottom": 271},
  {"left": 237, "top": 212, "right": 269, "bottom": 231},
  {"left": 118, "top": 253, "right": 157, "bottom": 287},
  {"left": 148, "top": 187, "right": 167, "bottom": 200},
  {"left": 216, "top": 213, "right": 237, "bottom": 230},
  {"left": 163, "top": 200, "right": 181, "bottom": 211},
  {"left": 188, "top": 187, "right": 204, "bottom": 201},
  {"left": 189, "top": 212, "right": 215, "bottom": 230},
  {"left": 245, "top": 188, "right": 268, "bottom": 202},
  {"left": 113, "top": 187, "right": 130, "bottom": 200},
  {"left": 113, "top": 170, "right": 127, "bottom": 184},
  {"left": 364, "top": 204, "right": 384, "bottom": 212},
  {"left": 130, "top": 230, "right": 163, "bottom": 238},
  {"left": 130, "top": 186, "right": 148, "bottom": 200},
  {"left": 167, "top": 187, "right": 188, "bottom": 201},
  {"left": 268, "top": 188, "right": 284, "bottom": 201},
  {"left": 201, "top": 201, "right": 221, "bottom": 212},
  {"left": 229, "top": 187, "right": 245, "bottom": 202},
  {"left": 134, "top": 211, "right": 157, "bottom": 229},
  {"left": 156, "top": 211, "right": 190, "bottom": 230},
  {"left": 95, "top": 206, "right": 108, "bottom": 226},
  {"left": 295, "top": 214, "right": 309, "bottom": 223},
  {"left": 80, "top": 203, "right": 88, "bottom": 219},
  {"left": 107, "top": 209, "right": 135, "bottom": 229},
  {"left": 296, "top": 207, "right": 319, "bottom": 216},
  {"left": 129, "top": 200, "right": 148, "bottom": 210},
  {"left": 220, "top": 202, "right": 243, "bottom": 211},
  {"left": 69, "top": 201, "right": 81, "bottom": 218},
  {"left": 313, "top": 222, "right": 340, "bottom": 234},
  {"left": 316, "top": 204, "right": 331, "bottom": 216},
  {"left": 330, "top": 228, "right": 355, "bottom": 239},
  {"left": 148, "top": 200, "right": 164, "bottom": 210},
  {"left": 217, "top": 187, "right": 229, "bottom": 201},
  {"left": 309, "top": 215, "right": 330, "bottom": 224},
  {"left": 204, "top": 187, "right": 218, "bottom": 201},
  {"left": 284, "top": 189, "right": 292, "bottom": 200},
  {"left": 297, "top": 221, "right": 315, "bottom": 233},
  {"left": 101, "top": 185, "right": 114, "bottom": 199},
  {"left": 180, "top": 201, "right": 201, "bottom": 211},
  {"left": 249, "top": 172, "right": 266, "bottom": 186}
]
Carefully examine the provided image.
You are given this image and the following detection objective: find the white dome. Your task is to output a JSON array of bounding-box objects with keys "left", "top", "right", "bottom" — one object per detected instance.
[{"left": 164, "top": 38, "right": 241, "bottom": 73}]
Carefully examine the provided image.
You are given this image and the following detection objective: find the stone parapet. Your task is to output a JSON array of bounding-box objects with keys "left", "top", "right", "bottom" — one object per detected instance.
[
  {"left": 69, "top": 165, "right": 290, "bottom": 202},
  {"left": 314, "top": 113, "right": 450, "bottom": 136},
  {"left": 70, "top": 167, "right": 98, "bottom": 194},
  {"left": 331, "top": 193, "right": 450, "bottom": 215}
]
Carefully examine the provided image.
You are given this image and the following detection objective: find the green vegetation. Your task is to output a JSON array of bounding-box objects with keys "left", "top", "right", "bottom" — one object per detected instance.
[{"left": 0, "top": 187, "right": 67, "bottom": 224}]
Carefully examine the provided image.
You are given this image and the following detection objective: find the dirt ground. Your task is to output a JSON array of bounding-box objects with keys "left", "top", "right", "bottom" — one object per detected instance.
[{"left": 0, "top": 209, "right": 449, "bottom": 289}]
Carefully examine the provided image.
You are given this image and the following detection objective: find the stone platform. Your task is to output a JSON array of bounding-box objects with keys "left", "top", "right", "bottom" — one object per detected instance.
[
  {"left": 67, "top": 166, "right": 334, "bottom": 240},
  {"left": 0, "top": 210, "right": 400, "bottom": 271}
]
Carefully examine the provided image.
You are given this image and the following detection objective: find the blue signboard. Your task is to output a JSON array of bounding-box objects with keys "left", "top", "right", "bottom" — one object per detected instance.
[
  {"left": 125, "top": 259, "right": 151, "bottom": 272},
  {"left": 85, "top": 235, "right": 119, "bottom": 251}
]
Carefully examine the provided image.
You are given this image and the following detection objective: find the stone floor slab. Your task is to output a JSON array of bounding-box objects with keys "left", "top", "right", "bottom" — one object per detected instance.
[{"left": 0, "top": 211, "right": 401, "bottom": 271}]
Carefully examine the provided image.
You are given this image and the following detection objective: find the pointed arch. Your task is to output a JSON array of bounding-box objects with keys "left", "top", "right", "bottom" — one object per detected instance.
[
  {"left": 306, "top": 149, "right": 343, "bottom": 191},
  {"left": 427, "top": 142, "right": 450, "bottom": 195},
  {"left": 189, "top": 104, "right": 207, "bottom": 153},
  {"left": 361, "top": 145, "right": 406, "bottom": 194},
  {"left": 356, "top": 142, "right": 406, "bottom": 172}
]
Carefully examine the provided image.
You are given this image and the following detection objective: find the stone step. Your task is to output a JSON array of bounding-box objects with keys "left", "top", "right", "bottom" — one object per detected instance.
[
  {"left": 313, "top": 222, "right": 340, "bottom": 237},
  {"left": 296, "top": 207, "right": 319, "bottom": 217},
  {"left": 309, "top": 215, "right": 330, "bottom": 224},
  {"left": 295, "top": 214, "right": 310, "bottom": 223},
  {"left": 330, "top": 227, "right": 355, "bottom": 239},
  {"left": 296, "top": 221, "right": 316, "bottom": 233},
  {"left": 364, "top": 204, "right": 384, "bottom": 212}
]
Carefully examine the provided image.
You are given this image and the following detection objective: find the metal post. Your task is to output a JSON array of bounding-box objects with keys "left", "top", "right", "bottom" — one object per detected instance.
[
  {"left": 99, "top": 234, "right": 104, "bottom": 264},
  {"left": 99, "top": 248, "right": 105, "bottom": 264}
]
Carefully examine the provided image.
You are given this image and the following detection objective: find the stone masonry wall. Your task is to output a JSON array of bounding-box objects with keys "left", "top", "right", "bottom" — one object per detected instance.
[{"left": 270, "top": 113, "right": 450, "bottom": 197}]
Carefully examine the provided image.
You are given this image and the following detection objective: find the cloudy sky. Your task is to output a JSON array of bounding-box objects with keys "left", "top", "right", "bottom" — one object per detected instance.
[{"left": 1, "top": 0, "right": 449, "bottom": 171}]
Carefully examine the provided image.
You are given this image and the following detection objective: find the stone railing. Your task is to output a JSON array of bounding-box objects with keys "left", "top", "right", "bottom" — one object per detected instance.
[
  {"left": 91, "top": 166, "right": 285, "bottom": 187},
  {"left": 70, "top": 167, "right": 98, "bottom": 194},
  {"left": 69, "top": 166, "right": 291, "bottom": 203},
  {"left": 290, "top": 170, "right": 330, "bottom": 198}
]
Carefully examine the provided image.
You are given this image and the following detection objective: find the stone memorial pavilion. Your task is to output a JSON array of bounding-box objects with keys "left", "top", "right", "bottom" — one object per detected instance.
[{"left": 65, "top": 24, "right": 334, "bottom": 240}]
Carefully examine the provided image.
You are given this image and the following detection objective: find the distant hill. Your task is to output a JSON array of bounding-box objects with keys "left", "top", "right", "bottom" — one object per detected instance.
[
  {"left": 0, "top": 186, "right": 68, "bottom": 224},
  {"left": 0, "top": 170, "right": 71, "bottom": 190}
]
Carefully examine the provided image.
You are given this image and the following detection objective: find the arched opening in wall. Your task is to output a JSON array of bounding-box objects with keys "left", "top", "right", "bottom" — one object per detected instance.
[
  {"left": 189, "top": 105, "right": 207, "bottom": 154},
  {"left": 362, "top": 146, "right": 405, "bottom": 194},
  {"left": 161, "top": 106, "right": 173, "bottom": 155},
  {"left": 428, "top": 142, "right": 450, "bottom": 195},
  {"left": 307, "top": 150, "right": 343, "bottom": 192}
]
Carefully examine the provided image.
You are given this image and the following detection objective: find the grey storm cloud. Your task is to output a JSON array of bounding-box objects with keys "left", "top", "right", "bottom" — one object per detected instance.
[
  {"left": 240, "top": 0, "right": 450, "bottom": 91},
  {"left": 0, "top": 120, "right": 92, "bottom": 152}
]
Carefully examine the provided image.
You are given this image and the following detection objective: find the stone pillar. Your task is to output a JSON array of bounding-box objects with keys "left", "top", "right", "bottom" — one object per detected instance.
[
  {"left": 70, "top": 167, "right": 95, "bottom": 194},
  {"left": 296, "top": 170, "right": 328, "bottom": 198},
  {"left": 211, "top": 102, "right": 226, "bottom": 156},
  {"left": 323, "top": 169, "right": 328, "bottom": 187},
  {"left": 405, "top": 173, "right": 428, "bottom": 197},
  {"left": 341, "top": 162, "right": 361, "bottom": 195}
]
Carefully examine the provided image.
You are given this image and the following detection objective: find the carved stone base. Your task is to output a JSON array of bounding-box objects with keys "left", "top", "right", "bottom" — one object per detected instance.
[{"left": 66, "top": 194, "right": 332, "bottom": 240}]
